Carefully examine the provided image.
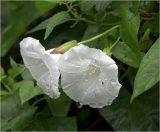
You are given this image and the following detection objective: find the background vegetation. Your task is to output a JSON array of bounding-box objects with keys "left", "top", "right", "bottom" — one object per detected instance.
[{"left": 1, "top": 1, "right": 159, "bottom": 131}]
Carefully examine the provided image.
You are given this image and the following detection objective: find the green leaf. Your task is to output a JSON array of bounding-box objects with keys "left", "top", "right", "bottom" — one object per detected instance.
[
  {"left": 46, "top": 24, "right": 85, "bottom": 47},
  {"left": 100, "top": 86, "right": 159, "bottom": 131},
  {"left": 10, "top": 57, "right": 17, "bottom": 66},
  {"left": 82, "top": 24, "right": 100, "bottom": 48},
  {"left": 46, "top": 91, "right": 72, "bottom": 117},
  {"left": 131, "top": 38, "right": 160, "bottom": 101},
  {"left": 0, "top": 92, "right": 21, "bottom": 122},
  {"left": 35, "top": 1, "right": 57, "bottom": 15},
  {"left": 80, "top": 1, "right": 95, "bottom": 13},
  {"left": 0, "top": 65, "right": 5, "bottom": 76},
  {"left": 142, "top": 13, "right": 159, "bottom": 34},
  {"left": 139, "top": 28, "right": 152, "bottom": 52},
  {"left": 44, "top": 11, "right": 71, "bottom": 40},
  {"left": 120, "top": 2, "right": 141, "bottom": 58},
  {"left": 3, "top": 106, "right": 37, "bottom": 131},
  {"left": 21, "top": 68, "right": 33, "bottom": 81},
  {"left": 95, "top": 1, "right": 112, "bottom": 12},
  {"left": 101, "top": 27, "right": 120, "bottom": 48},
  {"left": 1, "top": 76, "right": 14, "bottom": 91},
  {"left": 7, "top": 64, "right": 25, "bottom": 79},
  {"left": 112, "top": 42, "right": 140, "bottom": 68},
  {"left": 19, "top": 81, "right": 43, "bottom": 104},
  {"left": 0, "top": 66, "right": 6, "bottom": 82},
  {"left": 7, "top": 58, "right": 25, "bottom": 79},
  {"left": 13, "top": 80, "right": 27, "bottom": 90},
  {"left": 27, "top": 19, "right": 49, "bottom": 34},
  {"left": 1, "top": 2, "right": 40, "bottom": 56},
  {"left": 27, "top": 116, "right": 77, "bottom": 131}
]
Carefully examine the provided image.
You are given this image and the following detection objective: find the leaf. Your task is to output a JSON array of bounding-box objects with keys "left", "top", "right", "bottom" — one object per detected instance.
[
  {"left": 131, "top": 38, "right": 160, "bottom": 101},
  {"left": 0, "top": 92, "right": 21, "bottom": 122},
  {"left": 1, "top": 76, "right": 14, "bottom": 91},
  {"left": 76, "top": 109, "right": 91, "bottom": 130},
  {"left": 35, "top": 1, "right": 57, "bottom": 15},
  {"left": 46, "top": 91, "right": 72, "bottom": 117},
  {"left": 21, "top": 68, "right": 33, "bottom": 81},
  {"left": 80, "top": 1, "right": 95, "bottom": 13},
  {"left": 120, "top": 2, "right": 141, "bottom": 58},
  {"left": 100, "top": 86, "right": 159, "bottom": 131},
  {"left": 13, "top": 80, "right": 27, "bottom": 90},
  {"left": 19, "top": 81, "right": 43, "bottom": 104},
  {"left": 101, "top": 27, "right": 120, "bottom": 48},
  {"left": 131, "top": 1, "right": 140, "bottom": 14},
  {"left": 26, "top": 116, "right": 77, "bottom": 131},
  {"left": 7, "top": 64, "right": 25, "bottom": 79},
  {"left": 46, "top": 24, "right": 85, "bottom": 47},
  {"left": 139, "top": 28, "right": 152, "bottom": 52},
  {"left": 2, "top": 106, "right": 37, "bottom": 131},
  {"left": 112, "top": 42, "right": 140, "bottom": 68},
  {"left": 0, "top": 65, "right": 5, "bottom": 76},
  {"left": 10, "top": 57, "right": 17, "bottom": 66},
  {"left": 142, "top": 13, "right": 159, "bottom": 34},
  {"left": 0, "top": 66, "right": 6, "bottom": 82},
  {"left": 82, "top": 24, "right": 100, "bottom": 48},
  {"left": 1, "top": 2, "right": 40, "bottom": 56},
  {"left": 95, "top": 1, "right": 112, "bottom": 12},
  {"left": 27, "top": 19, "right": 49, "bottom": 34},
  {"left": 8, "top": 58, "right": 25, "bottom": 79},
  {"left": 44, "top": 11, "right": 71, "bottom": 40},
  {"left": 101, "top": 28, "right": 120, "bottom": 55}
]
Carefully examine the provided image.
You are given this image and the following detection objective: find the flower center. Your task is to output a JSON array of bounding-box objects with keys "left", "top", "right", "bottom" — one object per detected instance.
[{"left": 88, "top": 63, "right": 101, "bottom": 76}]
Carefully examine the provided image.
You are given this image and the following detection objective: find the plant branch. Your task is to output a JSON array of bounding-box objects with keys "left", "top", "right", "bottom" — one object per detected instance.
[{"left": 78, "top": 25, "right": 120, "bottom": 45}]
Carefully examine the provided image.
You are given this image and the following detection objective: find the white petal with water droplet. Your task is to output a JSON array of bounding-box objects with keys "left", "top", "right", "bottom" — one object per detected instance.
[
  {"left": 58, "top": 44, "right": 122, "bottom": 108},
  {"left": 20, "top": 37, "right": 61, "bottom": 98}
]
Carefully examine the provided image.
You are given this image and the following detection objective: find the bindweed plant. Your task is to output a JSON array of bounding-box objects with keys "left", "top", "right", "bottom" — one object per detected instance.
[{"left": 1, "top": 1, "right": 159, "bottom": 131}]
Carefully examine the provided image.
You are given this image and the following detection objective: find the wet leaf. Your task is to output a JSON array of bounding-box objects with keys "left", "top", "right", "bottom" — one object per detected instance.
[{"left": 131, "top": 38, "right": 160, "bottom": 101}]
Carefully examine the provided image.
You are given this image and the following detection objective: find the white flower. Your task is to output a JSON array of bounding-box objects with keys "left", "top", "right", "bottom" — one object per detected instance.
[
  {"left": 58, "top": 44, "right": 122, "bottom": 108},
  {"left": 20, "top": 37, "right": 61, "bottom": 99}
]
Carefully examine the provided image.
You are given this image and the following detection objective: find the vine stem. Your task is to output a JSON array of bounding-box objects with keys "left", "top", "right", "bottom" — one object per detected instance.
[
  {"left": 109, "top": 37, "right": 120, "bottom": 50},
  {"left": 58, "top": 25, "right": 120, "bottom": 53},
  {"left": 78, "top": 25, "right": 120, "bottom": 45},
  {"left": 69, "top": 18, "right": 96, "bottom": 25},
  {"left": 32, "top": 97, "right": 46, "bottom": 106}
]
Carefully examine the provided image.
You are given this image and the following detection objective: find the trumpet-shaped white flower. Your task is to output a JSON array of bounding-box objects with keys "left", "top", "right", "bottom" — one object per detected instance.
[
  {"left": 58, "top": 44, "right": 122, "bottom": 108},
  {"left": 20, "top": 37, "right": 61, "bottom": 99}
]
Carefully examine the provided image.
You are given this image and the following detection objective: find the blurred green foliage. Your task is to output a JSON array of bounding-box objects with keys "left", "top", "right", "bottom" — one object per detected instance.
[{"left": 1, "top": 1, "right": 159, "bottom": 131}]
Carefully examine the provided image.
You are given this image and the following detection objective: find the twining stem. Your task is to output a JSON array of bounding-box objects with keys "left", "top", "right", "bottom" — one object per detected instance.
[
  {"left": 109, "top": 37, "right": 120, "bottom": 50},
  {"left": 77, "top": 25, "right": 120, "bottom": 45},
  {"left": 58, "top": 25, "right": 120, "bottom": 53},
  {"left": 32, "top": 97, "right": 46, "bottom": 106},
  {"left": 70, "top": 18, "right": 96, "bottom": 25}
]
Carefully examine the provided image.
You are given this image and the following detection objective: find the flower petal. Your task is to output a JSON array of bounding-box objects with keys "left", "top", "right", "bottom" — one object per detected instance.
[
  {"left": 20, "top": 37, "right": 60, "bottom": 98},
  {"left": 58, "top": 44, "right": 121, "bottom": 108}
]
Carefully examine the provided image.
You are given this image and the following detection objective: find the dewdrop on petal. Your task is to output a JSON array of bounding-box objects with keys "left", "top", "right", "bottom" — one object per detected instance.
[
  {"left": 20, "top": 37, "right": 61, "bottom": 99},
  {"left": 58, "top": 44, "right": 122, "bottom": 108}
]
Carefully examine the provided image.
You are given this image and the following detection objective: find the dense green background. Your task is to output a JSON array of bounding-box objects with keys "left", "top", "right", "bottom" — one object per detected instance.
[{"left": 1, "top": 1, "right": 159, "bottom": 131}]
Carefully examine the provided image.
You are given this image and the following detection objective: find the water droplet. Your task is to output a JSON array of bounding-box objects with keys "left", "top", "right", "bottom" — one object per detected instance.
[
  {"left": 111, "top": 79, "right": 116, "bottom": 83},
  {"left": 92, "top": 70, "right": 95, "bottom": 73},
  {"left": 90, "top": 103, "right": 96, "bottom": 107},
  {"left": 111, "top": 79, "right": 117, "bottom": 84},
  {"left": 77, "top": 102, "right": 82, "bottom": 108}
]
